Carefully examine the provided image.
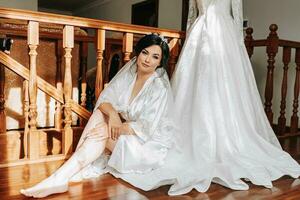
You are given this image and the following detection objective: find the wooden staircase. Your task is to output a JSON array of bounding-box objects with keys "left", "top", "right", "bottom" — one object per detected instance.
[
  {"left": 0, "top": 51, "right": 91, "bottom": 119},
  {"left": 0, "top": 52, "right": 91, "bottom": 167}
]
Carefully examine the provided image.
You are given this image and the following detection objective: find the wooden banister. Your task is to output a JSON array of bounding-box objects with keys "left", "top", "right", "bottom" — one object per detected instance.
[
  {"left": 79, "top": 41, "right": 88, "bottom": 127},
  {"left": 122, "top": 33, "right": 133, "bottom": 65},
  {"left": 0, "top": 27, "right": 94, "bottom": 42},
  {"left": 80, "top": 42, "right": 88, "bottom": 109},
  {"left": 277, "top": 47, "right": 291, "bottom": 135},
  {"left": 264, "top": 24, "right": 279, "bottom": 124},
  {"left": 0, "top": 51, "right": 91, "bottom": 119},
  {"left": 245, "top": 24, "right": 300, "bottom": 157},
  {"left": 28, "top": 21, "right": 39, "bottom": 131},
  {"left": 62, "top": 25, "right": 74, "bottom": 155},
  {"left": 95, "top": 29, "right": 105, "bottom": 98},
  {"left": 279, "top": 40, "right": 300, "bottom": 48},
  {"left": 55, "top": 40, "right": 63, "bottom": 130},
  {"left": 0, "top": 63, "right": 5, "bottom": 134},
  {"left": 0, "top": 7, "right": 184, "bottom": 38},
  {"left": 70, "top": 100, "right": 91, "bottom": 119},
  {"left": 291, "top": 48, "right": 300, "bottom": 134},
  {"left": 168, "top": 38, "right": 180, "bottom": 77},
  {"left": 27, "top": 21, "right": 39, "bottom": 160},
  {"left": 23, "top": 80, "right": 29, "bottom": 159},
  {"left": 0, "top": 7, "right": 184, "bottom": 165}
]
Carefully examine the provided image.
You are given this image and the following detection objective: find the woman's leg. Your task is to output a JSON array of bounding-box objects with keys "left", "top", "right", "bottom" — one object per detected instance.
[
  {"left": 69, "top": 130, "right": 119, "bottom": 183},
  {"left": 20, "top": 110, "right": 109, "bottom": 198}
]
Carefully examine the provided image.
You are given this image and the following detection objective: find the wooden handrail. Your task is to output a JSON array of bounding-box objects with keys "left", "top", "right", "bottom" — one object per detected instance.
[
  {"left": 0, "top": 51, "right": 91, "bottom": 119},
  {"left": 279, "top": 40, "right": 300, "bottom": 48},
  {"left": 251, "top": 40, "right": 267, "bottom": 47},
  {"left": 0, "top": 7, "right": 185, "bottom": 38},
  {"left": 250, "top": 39, "right": 300, "bottom": 48},
  {"left": 0, "top": 28, "right": 95, "bottom": 42},
  {"left": 245, "top": 26, "right": 300, "bottom": 49}
]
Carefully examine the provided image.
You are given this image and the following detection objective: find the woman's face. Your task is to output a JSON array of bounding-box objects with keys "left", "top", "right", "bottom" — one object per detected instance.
[{"left": 136, "top": 45, "right": 162, "bottom": 75}]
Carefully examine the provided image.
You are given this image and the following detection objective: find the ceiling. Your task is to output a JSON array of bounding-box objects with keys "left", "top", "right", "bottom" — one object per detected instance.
[{"left": 38, "top": 0, "right": 97, "bottom": 12}]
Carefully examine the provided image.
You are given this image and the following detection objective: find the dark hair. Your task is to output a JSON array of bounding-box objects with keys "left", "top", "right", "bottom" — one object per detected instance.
[{"left": 134, "top": 34, "right": 170, "bottom": 70}]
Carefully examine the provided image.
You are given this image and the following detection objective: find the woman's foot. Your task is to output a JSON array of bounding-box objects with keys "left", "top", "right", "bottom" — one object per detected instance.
[{"left": 20, "top": 174, "right": 68, "bottom": 198}]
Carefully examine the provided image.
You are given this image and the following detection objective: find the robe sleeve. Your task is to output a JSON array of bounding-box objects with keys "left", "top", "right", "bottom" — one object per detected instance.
[
  {"left": 95, "top": 82, "right": 119, "bottom": 109},
  {"left": 232, "top": 0, "right": 244, "bottom": 44},
  {"left": 128, "top": 83, "right": 168, "bottom": 143},
  {"left": 93, "top": 72, "right": 126, "bottom": 112}
]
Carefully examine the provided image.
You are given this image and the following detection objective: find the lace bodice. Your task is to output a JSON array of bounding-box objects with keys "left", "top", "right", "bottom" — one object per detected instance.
[{"left": 187, "top": 0, "right": 243, "bottom": 43}]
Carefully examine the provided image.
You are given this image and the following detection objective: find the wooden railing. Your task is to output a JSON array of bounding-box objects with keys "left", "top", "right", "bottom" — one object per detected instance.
[
  {"left": 245, "top": 24, "right": 300, "bottom": 155},
  {"left": 0, "top": 7, "right": 184, "bottom": 166}
]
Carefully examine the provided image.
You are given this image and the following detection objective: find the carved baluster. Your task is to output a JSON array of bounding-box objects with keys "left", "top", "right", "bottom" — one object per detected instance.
[
  {"left": 80, "top": 42, "right": 88, "bottom": 108},
  {"left": 277, "top": 47, "right": 291, "bottom": 135},
  {"left": 55, "top": 40, "right": 63, "bottom": 130},
  {"left": 264, "top": 24, "right": 279, "bottom": 125},
  {"left": 245, "top": 27, "right": 254, "bottom": 58},
  {"left": 79, "top": 42, "right": 88, "bottom": 126},
  {"left": 168, "top": 38, "right": 179, "bottom": 78},
  {"left": 0, "top": 63, "right": 5, "bottom": 133},
  {"left": 95, "top": 29, "right": 105, "bottom": 99},
  {"left": 23, "top": 80, "right": 29, "bottom": 159},
  {"left": 291, "top": 48, "right": 300, "bottom": 134},
  {"left": 122, "top": 33, "right": 133, "bottom": 65},
  {"left": 27, "top": 21, "right": 39, "bottom": 159},
  {"left": 62, "top": 25, "right": 74, "bottom": 155},
  {"left": 104, "top": 43, "right": 112, "bottom": 84}
]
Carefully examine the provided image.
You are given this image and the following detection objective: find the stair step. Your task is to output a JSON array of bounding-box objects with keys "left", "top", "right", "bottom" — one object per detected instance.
[{"left": 0, "top": 126, "right": 84, "bottom": 167}]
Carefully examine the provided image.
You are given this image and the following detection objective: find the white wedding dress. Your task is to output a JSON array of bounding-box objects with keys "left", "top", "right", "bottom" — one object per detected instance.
[
  {"left": 170, "top": 0, "right": 300, "bottom": 193},
  {"left": 109, "top": 0, "right": 300, "bottom": 195}
]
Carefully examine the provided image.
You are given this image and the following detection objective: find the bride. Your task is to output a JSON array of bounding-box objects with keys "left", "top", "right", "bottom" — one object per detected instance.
[{"left": 20, "top": 34, "right": 177, "bottom": 198}]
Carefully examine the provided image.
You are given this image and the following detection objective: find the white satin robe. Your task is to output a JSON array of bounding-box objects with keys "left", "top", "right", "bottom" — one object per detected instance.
[{"left": 73, "top": 58, "right": 176, "bottom": 180}]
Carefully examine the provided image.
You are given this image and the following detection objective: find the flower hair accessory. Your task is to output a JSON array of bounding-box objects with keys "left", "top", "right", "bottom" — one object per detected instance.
[{"left": 152, "top": 33, "right": 168, "bottom": 44}]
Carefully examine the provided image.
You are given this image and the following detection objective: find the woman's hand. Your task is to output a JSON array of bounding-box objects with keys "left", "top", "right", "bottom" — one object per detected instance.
[
  {"left": 109, "top": 121, "right": 136, "bottom": 140},
  {"left": 108, "top": 112, "right": 123, "bottom": 140},
  {"left": 119, "top": 123, "right": 135, "bottom": 136}
]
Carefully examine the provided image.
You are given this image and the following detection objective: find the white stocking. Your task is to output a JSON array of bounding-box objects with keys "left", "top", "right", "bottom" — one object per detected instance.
[{"left": 20, "top": 110, "right": 109, "bottom": 198}]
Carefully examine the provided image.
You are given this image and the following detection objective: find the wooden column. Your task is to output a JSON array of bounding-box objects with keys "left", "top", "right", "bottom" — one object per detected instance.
[
  {"left": 79, "top": 42, "right": 88, "bottom": 126},
  {"left": 0, "top": 63, "right": 5, "bottom": 133},
  {"left": 291, "top": 48, "right": 300, "bottom": 134},
  {"left": 168, "top": 38, "right": 179, "bottom": 78},
  {"left": 55, "top": 40, "right": 63, "bottom": 130},
  {"left": 122, "top": 33, "right": 133, "bottom": 64},
  {"left": 95, "top": 29, "right": 105, "bottom": 99},
  {"left": 27, "top": 21, "right": 39, "bottom": 159},
  {"left": 80, "top": 42, "right": 88, "bottom": 108},
  {"left": 245, "top": 27, "right": 254, "bottom": 58},
  {"left": 277, "top": 47, "right": 291, "bottom": 135},
  {"left": 23, "top": 80, "right": 29, "bottom": 158},
  {"left": 264, "top": 24, "right": 279, "bottom": 125},
  {"left": 62, "top": 25, "right": 74, "bottom": 155},
  {"left": 104, "top": 43, "right": 112, "bottom": 84}
]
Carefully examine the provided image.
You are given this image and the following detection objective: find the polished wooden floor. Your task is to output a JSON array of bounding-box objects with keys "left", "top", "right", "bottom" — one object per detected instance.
[{"left": 1, "top": 160, "right": 300, "bottom": 200}]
